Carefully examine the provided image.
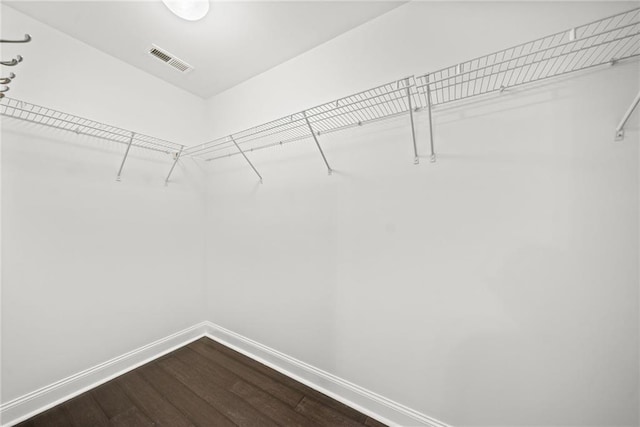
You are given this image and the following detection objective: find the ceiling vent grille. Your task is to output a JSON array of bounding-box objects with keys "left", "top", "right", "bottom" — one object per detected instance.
[{"left": 148, "top": 45, "right": 194, "bottom": 73}]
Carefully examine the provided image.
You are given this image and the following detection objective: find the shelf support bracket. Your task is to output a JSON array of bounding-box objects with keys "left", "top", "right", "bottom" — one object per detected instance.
[
  {"left": 303, "top": 111, "right": 332, "bottom": 175},
  {"left": 405, "top": 78, "right": 419, "bottom": 165},
  {"left": 615, "top": 90, "right": 640, "bottom": 141},
  {"left": 164, "top": 145, "right": 183, "bottom": 186},
  {"left": 425, "top": 74, "right": 436, "bottom": 162},
  {"left": 116, "top": 132, "right": 135, "bottom": 182},
  {"left": 230, "top": 135, "right": 263, "bottom": 183}
]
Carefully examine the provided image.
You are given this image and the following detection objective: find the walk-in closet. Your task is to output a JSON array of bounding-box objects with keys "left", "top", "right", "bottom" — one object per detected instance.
[{"left": 1, "top": 1, "right": 639, "bottom": 426}]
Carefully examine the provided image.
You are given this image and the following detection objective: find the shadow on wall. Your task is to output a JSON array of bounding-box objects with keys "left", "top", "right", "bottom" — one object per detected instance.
[
  {"left": 2, "top": 125, "right": 209, "bottom": 190},
  {"left": 2, "top": 126, "right": 172, "bottom": 166}
]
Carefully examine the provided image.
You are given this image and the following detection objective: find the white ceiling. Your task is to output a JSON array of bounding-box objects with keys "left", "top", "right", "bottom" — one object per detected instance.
[{"left": 7, "top": 1, "right": 403, "bottom": 99}]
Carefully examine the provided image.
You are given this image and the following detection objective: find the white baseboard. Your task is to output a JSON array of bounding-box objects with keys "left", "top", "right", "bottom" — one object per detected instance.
[
  {"left": 203, "top": 321, "right": 450, "bottom": 427},
  {"left": 0, "top": 322, "right": 209, "bottom": 427},
  {"left": 1, "top": 321, "right": 450, "bottom": 427}
]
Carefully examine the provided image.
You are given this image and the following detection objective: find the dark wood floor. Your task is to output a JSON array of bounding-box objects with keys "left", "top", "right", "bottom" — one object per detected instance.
[{"left": 17, "top": 337, "right": 386, "bottom": 427}]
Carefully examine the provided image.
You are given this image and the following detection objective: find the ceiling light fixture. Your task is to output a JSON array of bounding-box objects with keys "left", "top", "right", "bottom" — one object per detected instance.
[{"left": 162, "top": 0, "right": 210, "bottom": 21}]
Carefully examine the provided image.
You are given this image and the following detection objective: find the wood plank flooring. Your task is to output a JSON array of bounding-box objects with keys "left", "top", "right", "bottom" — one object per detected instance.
[{"left": 17, "top": 337, "right": 387, "bottom": 427}]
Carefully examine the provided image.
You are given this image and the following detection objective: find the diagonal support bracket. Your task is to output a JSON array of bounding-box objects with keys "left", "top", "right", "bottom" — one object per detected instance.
[
  {"left": 615, "top": 90, "right": 640, "bottom": 141},
  {"left": 405, "top": 78, "right": 419, "bottom": 165},
  {"left": 116, "top": 132, "right": 135, "bottom": 182},
  {"left": 230, "top": 135, "right": 263, "bottom": 183},
  {"left": 164, "top": 146, "right": 184, "bottom": 186},
  {"left": 425, "top": 74, "right": 436, "bottom": 162},
  {"left": 303, "top": 111, "right": 332, "bottom": 175}
]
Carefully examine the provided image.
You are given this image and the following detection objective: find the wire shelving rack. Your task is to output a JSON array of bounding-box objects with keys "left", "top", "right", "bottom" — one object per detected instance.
[
  {"left": 2, "top": 7, "right": 639, "bottom": 184},
  {"left": 184, "top": 77, "right": 425, "bottom": 170},
  {"left": 185, "top": 7, "right": 640, "bottom": 182},
  {"left": 415, "top": 7, "right": 640, "bottom": 107},
  {"left": 0, "top": 97, "right": 185, "bottom": 183}
]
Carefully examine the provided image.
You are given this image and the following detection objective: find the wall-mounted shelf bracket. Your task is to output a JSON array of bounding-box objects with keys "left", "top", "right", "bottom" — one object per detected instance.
[
  {"left": 116, "top": 132, "right": 135, "bottom": 181},
  {"left": 615, "top": 90, "right": 640, "bottom": 141},
  {"left": 303, "top": 110, "right": 332, "bottom": 175},
  {"left": 230, "top": 135, "right": 263, "bottom": 183},
  {"left": 405, "top": 78, "right": 419, "bottom": 165},
  {"left": 424, "top": 74, "right": 436, "bottom": 162},
  {"left": 165, "top": 146, "right": 183, "bottom": 186}
]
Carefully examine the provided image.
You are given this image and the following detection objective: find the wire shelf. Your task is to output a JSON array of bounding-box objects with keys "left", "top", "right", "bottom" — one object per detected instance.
[
  {"left": 2, "top": 7, "right": 638, "bottom": 174},
  {"left": 184, "top": 77, "right": 422, "bottom": 161},
  {"left": 415, "top": 7, "right": 640, "bottom": 106},
  {"left": 188, "top": 8, "right": 640, "bottom": 165},
  {"left": 0, "top": 97, "right": 184, "bottom": 154}
]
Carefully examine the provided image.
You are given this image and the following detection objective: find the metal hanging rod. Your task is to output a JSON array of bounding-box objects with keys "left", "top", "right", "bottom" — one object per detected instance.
[{"left": 0, "top": 34, "right": 32, "bottom": 43}]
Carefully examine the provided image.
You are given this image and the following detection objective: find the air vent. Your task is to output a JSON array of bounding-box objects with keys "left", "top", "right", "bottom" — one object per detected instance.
[{"left": 148, "top": 44, "right": 194, "bottom": 73}]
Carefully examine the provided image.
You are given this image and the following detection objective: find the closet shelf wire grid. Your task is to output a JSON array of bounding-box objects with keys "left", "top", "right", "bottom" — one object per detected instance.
[
  {"left": 185, "top": 77, "right": 421, "bottom": 161},
  {"left": 0, "top": 97, "right": 184, "bottom": 154},
  {"left": 415, "top": 7, "right": 640, "bottom": 105},
  {"left": 186, "top": 6, "right": 640, "bottom": 162},
  {"left": 1, "top": 7, "right": 638, "bottom": 169}
]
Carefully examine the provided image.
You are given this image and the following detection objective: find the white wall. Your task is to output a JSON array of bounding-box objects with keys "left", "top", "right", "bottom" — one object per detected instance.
[
  {"left": 202, "top": 2, "right": 639, "bottom": 426},
  {"left": 1, "top": 5, "right": 207, "bottom": 406}
]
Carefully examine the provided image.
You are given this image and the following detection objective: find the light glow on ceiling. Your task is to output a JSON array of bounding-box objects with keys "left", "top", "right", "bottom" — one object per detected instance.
[{"left": 162, "top": 0, "right": 210, "bottom": 21}]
